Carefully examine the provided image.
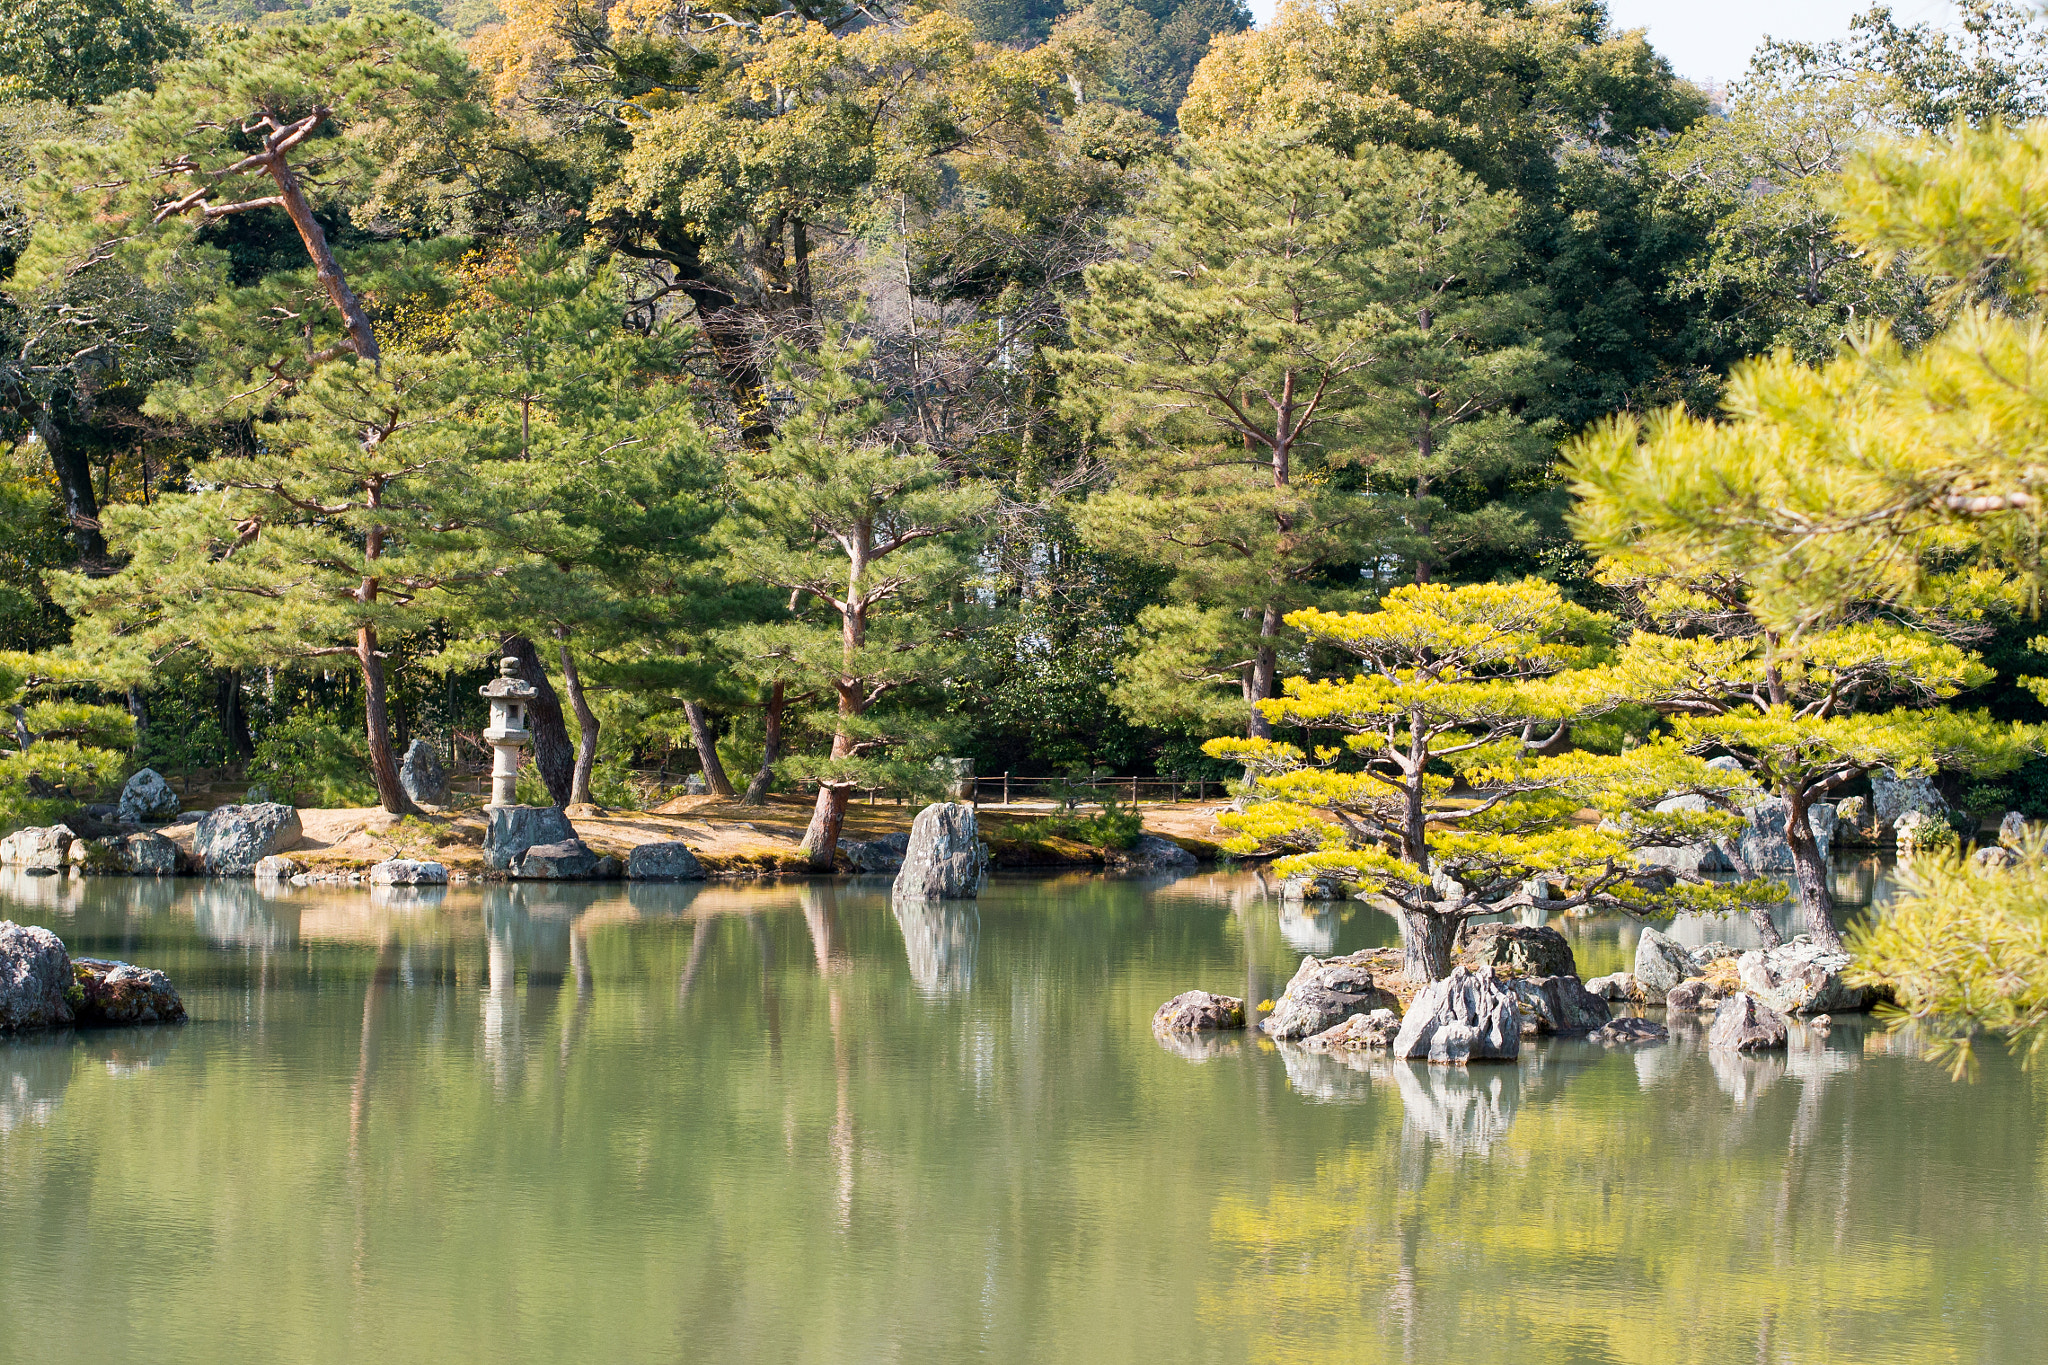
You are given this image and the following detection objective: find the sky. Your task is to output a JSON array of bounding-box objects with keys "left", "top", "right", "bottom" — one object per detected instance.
[{"left": 1241, "top": 0, "right": 1968, "bottom": 87}]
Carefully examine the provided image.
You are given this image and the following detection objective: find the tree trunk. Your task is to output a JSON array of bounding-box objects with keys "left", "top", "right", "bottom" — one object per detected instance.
[
  {"left": 265, "top": 147, "right": 379, "bottom": 365},
  {"left": 798, "top": 783, "right": 851, "bottom": 872},
  {"left": 34, "top": 411, "right": 107, "bottom": 566},
  {"left": 740, "top": 681, "right": 786, "bottom": 806},
  {"left": 125, "top": 688, "right": 148, "bottom": 740},
  {"left": 1400, "top": 906, "right": 1461, "bottom": 982},
  {"left": 686, "top": 701, "right": 736, "bottom": 798},
  {"left": 554, "top": 634, "right": 599, "bottom": 807},
  {"left": 500, "top": 635, "right": 574, "bottom": 807},
  {"left": 357, "top": 624, "right": 416, "bottom": 816},
  {"left": 218, "top": 669, "right": 253, "bottom": 759},
  {"left": 1784, "top": 787, "right": 1844, "bottom": 951},
  {"left": 1247, "top": 604, "right": 1280, "bottom": 739}
]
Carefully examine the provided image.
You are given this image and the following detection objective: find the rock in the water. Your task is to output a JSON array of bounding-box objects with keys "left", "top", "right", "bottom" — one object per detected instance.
[
  {"left": 1871, "top": 768, "right": 1946, "bottom": 828},
  {"left": 399, "top": 738, "right": 448, "bottom": 806},
  {"left": 2000, "top": 811, "right": 2029, "bottom": 848},
  {"left": 70, "top": 958, "right": 185, "bottom": 1026},
  {"left": 1152, "top": 990, "right": 1246, "bottom": 1032},
  {"left": 1279, "top": 871, "right": 1347, "bottom": 901},
  {"left": 1507, "top": 973, "right": 1612, "bottom": 1036},
  {"left": 1710, "top": 992, "right": 1789, "bottom": 1052},
  {"left": 1833, "top": 795, "right": 1883, "bottom": 847},
  {"left": 1736, "top": 798, "right": 1836, "bottom": 872},
  {"left": 117, "top": 768, "right": 181, "bottom": 824},
  {"left": 837, "top": 831, "right": 910, "bottom": 873},
  {"left": 893, "top": 802, "right": 985, "bottom": 900},
  {"left": 515, "top": 839, "right": 603, "bottom": 880},
  {"left": 1736, "top": 938, "right": 1871, "bottom": 1015},
  {"left": 1261, "top": 949, "right": 1403, "bottom": 1040},
  {"left": 1305, "top": 1008, "right": 1402, "bottom": 1051},
  {"left": 1585, "top": 971, "right": 1641, "bottom": 1002},
  {"left": 1892, "top": 809, "right": 1955, "bottom": 861},
  {"left": 1392, "top": 965, "right": 1522, "bottom": 1063},
  {"left": 253, "top": 855, "right": 301, "bottom": 881},
  {"left": 107, "top": 831, "right": 179, "bottom": 876},
  {"left": 1458, "top": 922, "right": 1577, "bottom": 978},
  {"left": 1972, "top": 845, "right": 2018, "bottom": 870},
  {"left": 0, "top": 920, "right": 74, "bottom": 1031},
  {"left": 1124, "top": 833, "right": 1198, "bottom": 871},
  {"left": 1687, "top": 941, "right": 1740, "bottom": 973},
  {"left": 370, "top": 858, "right": 448, "bottom": 885},
  {"left": 1632, "top": 927, "right": 1695, "bottom": 1003},
  {"left": 483, "top": 804, "right": 575, "bottom": 872},
  {"left": 627, "top": 841, "right": 705, "bottom": 881},
  {"left": 1664, "top": 979, "right": 1725, "bottom": 1012},
  {"left": 0, "top": 824, "right": 77, "bottom": 874},
  {"left": 193, "top": 803, "right": 303, "bottom": 876},
  {"left": 1593, "top": 1017, "right": 1669, "bottom": 1045}
]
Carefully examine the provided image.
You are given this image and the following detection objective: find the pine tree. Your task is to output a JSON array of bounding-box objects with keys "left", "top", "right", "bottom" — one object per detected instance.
[
  {"left": 723, "top": 329, "right": 996, "bottom": 869},
  {"left": 1206, "top": 580, "right": 1773, "bottom": 982}
]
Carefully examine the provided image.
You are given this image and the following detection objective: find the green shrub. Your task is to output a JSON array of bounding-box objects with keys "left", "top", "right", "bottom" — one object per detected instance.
[
  {"left": 247, "top": 714, "right": 376, "bottom": 808},
  {"left": 1034, "top": 796, "right": 1144, "bottom": 849}
]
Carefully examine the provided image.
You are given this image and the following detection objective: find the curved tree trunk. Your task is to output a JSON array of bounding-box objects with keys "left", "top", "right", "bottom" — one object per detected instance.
[
  {"left": 555, "top": 634, "right": 599, "bottom": 807},
  {"left": 501, "top": 635, "right": 575, "bottom": 807},
  {"left": 1400, "top": 906, "right": 1462, "bottom": 982},
  {"left": 740, "top": 681, "right": 786, "bottom": 806},
  {"left": 686, "top": 701, "right": 736, "bottom": 798},
  {"left": 34, "top": 411, "right": 108, "bottom": 567}
]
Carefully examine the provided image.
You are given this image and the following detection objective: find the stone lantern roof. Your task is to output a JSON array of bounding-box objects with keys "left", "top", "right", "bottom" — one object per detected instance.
[{"left": 479, "top": 656, "right": 536, "bottom": 701}]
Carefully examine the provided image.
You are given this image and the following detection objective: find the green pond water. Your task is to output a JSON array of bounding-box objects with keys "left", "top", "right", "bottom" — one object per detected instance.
[{"left": 1, "top": 861, "right": 2043, "bottom": 1364}]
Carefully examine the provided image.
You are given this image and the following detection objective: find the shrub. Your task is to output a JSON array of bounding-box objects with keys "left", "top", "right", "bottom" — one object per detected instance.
[
  {"left": 247, "top": 714, "right": 376, "bottom": 808},
  {"left": 1034, "top": 796, "right": 1144, "bottom": 849}
]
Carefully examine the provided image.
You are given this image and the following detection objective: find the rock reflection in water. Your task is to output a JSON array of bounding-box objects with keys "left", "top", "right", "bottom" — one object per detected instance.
[
  {"left": 1277, "top": 905, "right": 1339, "bottom": 954},
  {"left": 1153, "top": 1031, "right": 1244, "bottom": 1063},
  {"left": 894, "top": 899, "right": 978, "bottom": 995},
  {"left": 0, "top": 1034, "right": 74, "bottom": 1134},
  {"left": 189, "top": 878, "right": 300, "bottom": 948}
]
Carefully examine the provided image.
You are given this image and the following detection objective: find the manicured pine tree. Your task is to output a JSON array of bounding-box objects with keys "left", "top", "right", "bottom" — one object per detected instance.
[
  {"left": 723, "top": 330, "right": 996, "bottom": 870},
  {"left": 1208, "top": 579, "right": 1773, "bottom": 982}
]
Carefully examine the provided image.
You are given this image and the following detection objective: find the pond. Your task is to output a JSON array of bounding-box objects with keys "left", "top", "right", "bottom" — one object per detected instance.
[{"left": 1, "top": 862, "right": 2041, "bottom": 1364}]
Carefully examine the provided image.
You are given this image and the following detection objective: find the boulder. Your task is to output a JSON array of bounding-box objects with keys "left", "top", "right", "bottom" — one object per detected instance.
[
  {"left": 1391, "top": 965, "right": 1521, "bottom": 1064},
  {"left": 1687, "top": 941, "right": 1740, "bottom": 973},
  {"left": 1833, "top": 795, "right": 1883, "bottom": 847},
  {"left": 1124, "top": 833, "right": 1199, "bottom": 871},
  {"left": 1152, "top": 990, "right": 1246, "bottom": 1033},
  {"left": 1736, "top": 938, "right": 1871, "bottom": 1015},
  {"left": 837, "top": 831, "right": 910, "bottom": 873},
  {"left": 930, "top": 757, "right": 975, "bottom": 800},
  {"left": 515, "top": 839, "right": 603, "bottom": 880},
  {"left": 1871, "top": 767, "right": 1946, "bottom": 828},
  {"left": 1735, "top": 798, "right": 1836, "bottom": 872},
  {"left": 1972, "top": 845, "right": 2018, "bottom": 871},
  {"left": 2000, "top": 811, "right": 2030, "bottom": 848},
  {"left": 0, "top": 920, "right": 74, "bottom": 1031},
  {"left": 682, "top": 774, "right": 707, "bottom": 796},
  {"left": 1305, "top": 1008, "right": 1403, "bottom": 1051},
  {"left": 70, "top": 958, "right": 185, "bottom": 1026},
  {"left": 628, "top": 841, "right": 706, "bottom": 881},
  {"left": 117, "top": 768, "right": 181, "bottom": 824},
  {"left": 1261, "top": 949, "right": 1403, "bottom": 1040},
  {"left": 893, "top": 802, "right": 985, "bottom": 900},
  {"left": 369, "top": 858, "right": 448, "bottom": 886},
  {"left": 398, "top": 738, "right": 448, "bottom": 807},
  {"left": 1632, "top": 927, "right": 1695, "bottom": 1003},
  {"left": 193, "top": 803, "right": 303, "bottom": 876},
  {"left": 0, "top": 824, "right": 77, "bottom": 874},
  {"left": 1458, "top": 922, "right": 1577, "bottom": 978},
  {"left": 1664, "top": 979, "right": 1724, "bottom": 1012},
  {"left": 1585, "top": 971, "right": 1642, "bottom": 1001},
  {"left": 1279, "top": 872, "right": 1348, "bottom": 901},
  {"left": 1893, "top": 809, "right": 1954, "bottom": 861},
  {"left": 593, "top": 855, "right": 622, "bottom": 879},
  {"left": 111, "top": 831, "right": 179, "bottom": 876},
  {"left": 1710, "top": 992, "right": 1789, "bottom": 1052},
  {"left": 253, "top": 855, "right": 302, "bottom": 881},
  {"left": 1593, "top": 1017, "right": 1669, "bottom": 1045},
  {"left": 1507, "top": 973, "right": 1612, "bottom": 1036},
  {"left": 483, "top": 804, "right": 575, "bottom": 872}
]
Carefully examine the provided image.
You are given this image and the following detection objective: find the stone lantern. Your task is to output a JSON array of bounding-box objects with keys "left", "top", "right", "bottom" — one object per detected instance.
[{"left": 479, "top": 656, "right": 536, "bottom": 809}]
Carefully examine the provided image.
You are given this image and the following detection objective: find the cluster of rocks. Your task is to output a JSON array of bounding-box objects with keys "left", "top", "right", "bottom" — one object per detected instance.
[
  {"left": 1592, "top": 926, "right": 1871, "bottom": 1025},
  {"left": 0, "top": 920, "right": 185, "bottom": 1032},
  {"left": 2, "top": 824, "right": 180, "bottom": 876},
  {"left": 480, "top": 803, "right": 705, "bottom": 881}
]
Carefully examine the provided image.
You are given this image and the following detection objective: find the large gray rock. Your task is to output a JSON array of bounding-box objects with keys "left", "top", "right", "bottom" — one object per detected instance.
[
  {"left": 1871, "top": 768, "right": 1946, "bottom": 828},
  {"left": 483, "top": 804, "right": 575, "bottom": 872},
  {"left": 1633, "top": 927, "right": 1695, "bottom": 1003},
  {"left": 1736, "top": 798, "right": 1836, "bottom": 872},
  {"left": 1893, "top": 809, "right": 1954, "bottom": 860},
  {"left": 0, "top": 825, "right": 77, "bottom": 874},
  {"left": 70, "top": 958, "right": 185, "bottom": 1026},
  {"left": 369, "top": 858, "right": 447, "bottom": 886},
  {"left": 1665, "top": 979, "right": 1726, "bottom": 1012},
  {"left": 930, "top": 757, "right": 975, "bottom": 800},
  {"left": 627, "top": 841, "right": 705, "bottom": 880},
  {"left": 2001, "top": 811, "right": 2030, "bottom": 848},
  {"left": 893, "top": 802, "right": 985, "bottom": 900},
  {"left": 1152, "top": 990, "right": 1246, "bottom": 1033},
  {"left": 1261, "top": 949, "right": 1403, "bottom": 1040},
  {"left": 398, "top": 739, "right": 448, "bottom": 807},
  {"left": 117, "top": 768, "right": 180, "bottom": 824},
  {"left": 1305, "top": 1008, "right": 1403, "bottom": 1050},
  {"left": 1507, "top": 974, "right": 1612, "bottom": 1036},
  {"left": 78, "top": 831, "right": 180, "bottom": 876},
  {"left": 0, "top": 921, "right": 74, "bottom": 1031},
  {"left": 1710, "top": 992, "right": 1789, "bottom": 1052},
  {"left": 1279, "top": 871, "right": 1348, "bottom": 901},
  {"left": 1458, "top": 922, "right": 1577, "bottom": 978},
  {"left": 1125, "top": 833, "right": 1198, "bottom": 871},
  {"left": 515, "top": 839, "right": 603, "bottom": 880},
  {"left": 838, "top": 831, "right": 910, "bottom": 873},
  {"left": 1736, "top": 938, "right": 1872, "bottom": 1015},
  {"left": 1834, "top": 796, "right": 1883, "bottom": 847},
  {"left": 1391, "top": 965, "right": 1521, "bottom": 1064},
  {"left": 1585, "top": 971, "right": 1642, "bottom": 1002},
  {"left": 253, "top": 855, "right": 301, "bottom": 881},
  {"left": 193, "top": 803, "right": 303, "bottom": 876}
]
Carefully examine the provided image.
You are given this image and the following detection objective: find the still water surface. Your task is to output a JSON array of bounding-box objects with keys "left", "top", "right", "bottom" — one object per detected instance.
[{"left": 1, "top": 864, "right": 2042, "bottom": 1364}]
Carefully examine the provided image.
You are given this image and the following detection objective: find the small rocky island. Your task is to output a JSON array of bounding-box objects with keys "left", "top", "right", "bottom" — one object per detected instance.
[{"left": 0, "top": 920, "right": 186, "bottom": 1032}]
